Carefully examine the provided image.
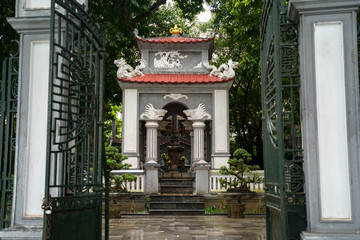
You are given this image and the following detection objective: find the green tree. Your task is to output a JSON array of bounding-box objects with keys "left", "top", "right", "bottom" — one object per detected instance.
[
  {"left": 0, "top": 0, "right": 19, "bottom": 76},
  {"left": 210, "top": 0, "right": 264, "bottom": 167}
]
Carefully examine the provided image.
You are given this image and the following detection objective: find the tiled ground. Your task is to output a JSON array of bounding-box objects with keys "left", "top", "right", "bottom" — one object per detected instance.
[{"left": 108, "top": 215, "right": 266, "bottom": 240}]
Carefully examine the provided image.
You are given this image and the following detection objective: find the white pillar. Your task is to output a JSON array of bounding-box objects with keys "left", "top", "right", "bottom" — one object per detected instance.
[
  {"left": 289, "top": 1, "right": 360, "bottom": 239},
  {"left": 144, "top": 120, "right": 160, "bottom": 194},
  {"left": 140, "top": 104, "right": 167, "bottom": 194},
  {"left": 190, "top": 131, "right": 194, "bottom": 165},
  {"left": 192, "top": 121, "right": 205, "bottom": 163},
  {"left": 122, "top": 89, "right": 140, "bottom": 168},
  {"left": 212, "top": 90, "right": 230, "bottom": 169},
  {"left": 145, "top": 121, "right": 159, "bottom": 162},
  {"left": 192, "top": 121, "right": 210, "bottom": 194}
]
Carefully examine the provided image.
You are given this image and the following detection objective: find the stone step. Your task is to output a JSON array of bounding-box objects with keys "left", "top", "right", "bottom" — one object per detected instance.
[
  {"left": 149, "top": 209, "right": 204, "bottom": 215},
  {"left": 149, "top": 194, "right": 204, "bottom": 215},
  {"left": 159, "top": 178, "right": 194, "bottom": 186},
  {"left": 150, "top": 202, "right": 204, "bottom": 210},
  {"left": 160, "top": 186, "right": 193, "bottom": 194},
  {"left": 149, "top": 194, "right": 204, "bottom": 203},
  {"left": 160, "top": 172, "right": 194, "bottom": 178}
]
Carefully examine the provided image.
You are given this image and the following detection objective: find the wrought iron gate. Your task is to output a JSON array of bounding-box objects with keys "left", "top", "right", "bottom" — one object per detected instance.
[
  {"left": 43, "top": 1, "right": 107, "bottom": 239},
  {"left": 0, "top": 44, "right": 19, "bottom": 230},
  {"left": 261, "top": 0, "right": 307, "bottom": 239}
]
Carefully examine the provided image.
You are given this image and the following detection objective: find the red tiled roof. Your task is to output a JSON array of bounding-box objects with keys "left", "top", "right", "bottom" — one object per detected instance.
[
  {"left": 136, "top": 36, "right": 215, "bottom": 44},
  {"left": 117, "top": 74, "right": 234, "bottom": 84}
]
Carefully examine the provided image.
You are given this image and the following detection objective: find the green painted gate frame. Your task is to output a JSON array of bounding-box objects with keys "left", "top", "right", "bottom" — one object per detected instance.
[
  {"left": 0, "top": 43, "right": 19, "bottom": 230},
  {"left": 44, "top": 0, "right": 108, "bottom": 239},
  {"left": 261, "top": 0, "right": 307, "bottom": 239}
]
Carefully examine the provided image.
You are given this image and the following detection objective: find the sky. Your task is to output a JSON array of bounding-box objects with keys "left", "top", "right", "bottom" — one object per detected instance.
[
  {"left": 167, "top": 0, "right": 212, "bottom": 23},
  {"left": 196, "top": 3, "right": 212, "bottom": 23}
]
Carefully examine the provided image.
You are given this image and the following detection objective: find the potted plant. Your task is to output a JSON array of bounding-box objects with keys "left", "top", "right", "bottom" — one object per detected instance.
[{"left": 218, "top": 148, "right": 262, "bottom": 217}]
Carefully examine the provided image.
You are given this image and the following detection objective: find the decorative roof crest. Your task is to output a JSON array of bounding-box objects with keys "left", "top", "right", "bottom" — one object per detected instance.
[
  {"left": 170, "top": 24, "right": 182, "bottom": 35},
  {"left": 184, "top": 103, "right": 211, "bottom": 120},
  {"left": 203, "top": 59, "right": 239, "bottom": 79},
  {"left": 140, "top": 103, "right": 168, "bottom": 120},
  {"left": 114, "top": 58, "right": 146, "bottom": 79}
]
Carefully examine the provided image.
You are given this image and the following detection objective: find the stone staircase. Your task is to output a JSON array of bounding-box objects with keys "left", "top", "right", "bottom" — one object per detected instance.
[{"left": 149, "top": 172, "right": 205, "bottom": 215}]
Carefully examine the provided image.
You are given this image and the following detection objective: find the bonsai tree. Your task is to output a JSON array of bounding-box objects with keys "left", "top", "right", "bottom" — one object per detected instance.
[
  {"left": 105, "top": 146, "right": 137, "bottom": 191},
  {"left": 219, "top": 148, "right": 261, "bottom": 192}
]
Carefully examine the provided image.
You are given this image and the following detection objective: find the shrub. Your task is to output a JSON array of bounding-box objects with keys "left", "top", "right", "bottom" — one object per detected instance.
[
  {"left": 105, "top": 146, "right": 136, "bottom": 191},
  {"left": 219, "top": 148, "right": 261, "bottom": 192}
]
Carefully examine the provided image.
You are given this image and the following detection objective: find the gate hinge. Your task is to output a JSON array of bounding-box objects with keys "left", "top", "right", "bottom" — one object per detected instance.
[{"left": 41, "top": 194, "right": 53, "bottom": 239}]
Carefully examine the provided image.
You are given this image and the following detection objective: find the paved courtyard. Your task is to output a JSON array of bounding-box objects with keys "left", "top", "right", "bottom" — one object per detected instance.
[{"left": 107, "top": 215, "right": 266, "bottom": 240}]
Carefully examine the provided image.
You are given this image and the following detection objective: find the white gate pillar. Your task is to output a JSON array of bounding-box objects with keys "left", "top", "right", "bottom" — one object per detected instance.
[
  {"left": 289, "top": 1, "right": 360, "bottom": 239},
  {"left": 1, "top": 0, "right": 88, "bottom": 239}
]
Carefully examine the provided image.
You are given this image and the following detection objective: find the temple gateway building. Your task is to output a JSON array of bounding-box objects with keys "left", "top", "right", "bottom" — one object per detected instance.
[{"left": 115, "top": 25, "right": 239, "bottom": 194}]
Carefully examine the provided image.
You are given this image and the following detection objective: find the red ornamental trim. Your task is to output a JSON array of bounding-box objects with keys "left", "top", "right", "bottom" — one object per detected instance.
[
  {"left": 116, "top": 74, "right": 234, "bottom": 84},
  {"left": 136, "top": 36, "right": 215, "bottom": 44}
]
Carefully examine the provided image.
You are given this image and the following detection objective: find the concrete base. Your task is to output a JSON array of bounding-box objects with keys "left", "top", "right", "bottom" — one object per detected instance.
[
  {"left": 301, "top": 232, "right": 360, "bottom": 240},
  {"left": 194, "top": 160, "right": 210, "bottom": 194},
  {"left": 0, "top": 227, "right": 42, "bottom": 240},
  {"left": 144, "top": 160, "right": 159, "bottom": 194}
]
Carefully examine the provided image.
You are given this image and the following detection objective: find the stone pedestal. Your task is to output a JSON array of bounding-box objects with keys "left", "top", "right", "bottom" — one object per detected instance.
[
  {"left": 144, "top": 160, "right": 159, "bottom": 194},
  {"left": 289, "top": 1, "right": 360, "bottom": 239},
  {"left": 194, "top": 160, "right": 210, "bottom": 194}
]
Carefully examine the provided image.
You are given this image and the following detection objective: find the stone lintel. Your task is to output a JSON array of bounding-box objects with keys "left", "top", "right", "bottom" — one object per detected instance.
[
  {"left": 7, "top": 17, "right": 51, "bottom": 34},
  {"left": 288, "top": 0, "right": 360, "bottom": 23}
]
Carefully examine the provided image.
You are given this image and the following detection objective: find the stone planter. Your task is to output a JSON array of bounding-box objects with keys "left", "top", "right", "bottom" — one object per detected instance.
[
  {"left": 109, "top": 192, "right": 131, "bottom": 218},
  {"left": 218, "top": 192, "right": 257, "bottom": 218}
]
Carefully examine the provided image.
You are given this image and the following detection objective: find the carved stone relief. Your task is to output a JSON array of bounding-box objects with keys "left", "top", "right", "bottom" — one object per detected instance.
[
  {"left": 163, "top": 93, "right": 188, "bottom": 100},
  {"left": 154, "top": 51, "right": 188, "bottom": 68},
  {"left": 140, "top": 103, "right": 168, "bottom": 120},
  {"left": 114, "top": 58, "right": 146, "bottom": 79},
  {"left": 183, "top": 103, "right": 211, "bottom": 120},
  {"left": 203, "top": 59, "right": 239, "bottom": 79}
]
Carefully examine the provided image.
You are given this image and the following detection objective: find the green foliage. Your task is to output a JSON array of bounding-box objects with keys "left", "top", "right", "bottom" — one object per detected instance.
[
  {"left": 0, "top": 0, "right": 19, "bottom": 76},
  {"left": 105, "top": 146, "right": 136, "bottom": 191},
  {"left": 210, "top": 0, "right": 264, "bottom": 167},
  {"left": 219, "top": 148, "right": 261, "bottom": 192},
  {"left": 204, "top": 204, "right": 227, "bottom": 214}
]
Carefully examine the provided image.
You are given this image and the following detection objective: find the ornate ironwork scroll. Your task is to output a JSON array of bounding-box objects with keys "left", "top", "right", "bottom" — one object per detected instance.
[
  {"left": 0, "top": 44, "right": 19, "bottom": 230},
  {"left": 44, "top": 0, "right": 106, "bottom": 239},
  {"left": 261, "top": 0, "right": 306, "bottom": 239}
]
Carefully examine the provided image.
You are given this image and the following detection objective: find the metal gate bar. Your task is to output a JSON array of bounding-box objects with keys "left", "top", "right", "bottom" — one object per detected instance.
[
  {"left": 43, "top": 0, "right": 106, "bottom": 239},
  {"left": 0, "top": 46, "right": 19, "bottom": 230},
  {"left": 261, "top": 0, "right": 307, "bottom": 239}
]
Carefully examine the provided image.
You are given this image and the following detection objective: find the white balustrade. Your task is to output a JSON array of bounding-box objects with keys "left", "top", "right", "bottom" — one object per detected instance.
[
  {"left": 209, "top": 170, "right": 264, "bottom": 192},
  {"left": 110, "top": 170, "right": 145, "bottom": 192}
]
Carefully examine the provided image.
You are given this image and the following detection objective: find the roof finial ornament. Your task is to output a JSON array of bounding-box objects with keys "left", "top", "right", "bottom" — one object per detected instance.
[{"left": 170, "top": 24, "right": 182, "bottom": 36}]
